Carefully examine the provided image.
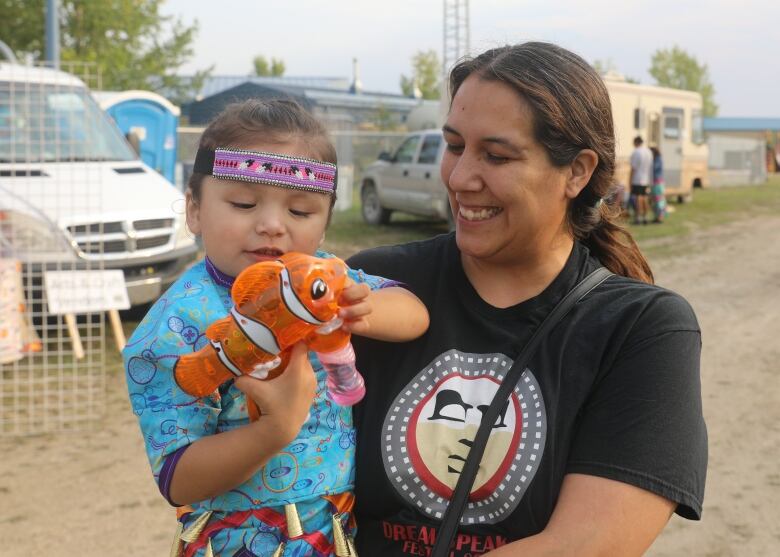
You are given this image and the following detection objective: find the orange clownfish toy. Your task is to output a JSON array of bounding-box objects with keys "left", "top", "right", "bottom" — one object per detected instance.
[{"left": 174, "top": 252, "right": 360, "bottom": 420}]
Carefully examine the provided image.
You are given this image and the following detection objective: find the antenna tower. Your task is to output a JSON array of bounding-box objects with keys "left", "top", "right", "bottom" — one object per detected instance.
[
  {"left": 442, "top": 0, "right": 470, "bottom": 82},
  {"left": 441, "top": 0, "right": 470, "bottom": 119}
]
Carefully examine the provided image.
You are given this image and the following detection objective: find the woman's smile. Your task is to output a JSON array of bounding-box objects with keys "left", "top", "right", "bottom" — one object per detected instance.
[{"left": 458, "top": 205, "right": 503, "bottom": 222}]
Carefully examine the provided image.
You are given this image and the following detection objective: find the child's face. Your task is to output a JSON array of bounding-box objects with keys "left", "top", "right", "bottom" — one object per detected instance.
[{"left": 186, "top": 139, "right": 332, "bottom": 277}]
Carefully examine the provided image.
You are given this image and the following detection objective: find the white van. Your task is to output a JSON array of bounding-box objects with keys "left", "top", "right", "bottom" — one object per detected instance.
[{"left": 0, "top": 60, "right": 197, "bottom": 306}]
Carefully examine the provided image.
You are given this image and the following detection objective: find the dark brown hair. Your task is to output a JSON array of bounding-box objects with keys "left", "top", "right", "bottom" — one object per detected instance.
[
  {"left": 188, "top": 98, "right": 338, "bottom": 210},
  {"left": 449, "top": 42, "right": 653, "bottom": 283}
]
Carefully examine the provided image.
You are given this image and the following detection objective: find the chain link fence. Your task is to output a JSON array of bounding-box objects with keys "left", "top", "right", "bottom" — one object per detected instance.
[
  {"left": 1, "top": 61, "right": 109, "bottom": 435},
  {"left": 177, "top": 127, "right": 407, "bottom": 208}
]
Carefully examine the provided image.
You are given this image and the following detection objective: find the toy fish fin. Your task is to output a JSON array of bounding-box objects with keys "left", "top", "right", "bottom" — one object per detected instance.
[
  {"left": 233, "top": 261, "right": 284, "bottom": 308},
  {"left": 174, "top": 348, "right": 234, "bottom": 397},
  {"left": 205, "top": 316, "right": 232, "bottom": 340}
]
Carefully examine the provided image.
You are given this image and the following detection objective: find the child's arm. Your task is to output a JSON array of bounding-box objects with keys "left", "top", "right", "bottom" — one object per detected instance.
[
  {"left": 338, "top": 283, "right": 429, "bottom": 342},
  {"left": 168, "top": 343, "right": 316, "bottom": 505}
]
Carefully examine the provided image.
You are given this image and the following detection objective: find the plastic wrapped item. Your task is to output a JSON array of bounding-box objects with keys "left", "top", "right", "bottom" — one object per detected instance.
[{"left": 0, "top": 258, "right": 41, "bottom": 363}]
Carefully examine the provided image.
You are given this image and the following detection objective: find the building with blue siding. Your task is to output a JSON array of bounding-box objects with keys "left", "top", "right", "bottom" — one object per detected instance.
[{"left": 704, "top": 117, "right": 780, "bottom": 186}]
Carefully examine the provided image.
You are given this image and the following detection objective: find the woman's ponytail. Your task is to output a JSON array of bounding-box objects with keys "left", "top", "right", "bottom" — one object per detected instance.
[{"left": 580, "top": 203, "right": 653, "bottom": 283}]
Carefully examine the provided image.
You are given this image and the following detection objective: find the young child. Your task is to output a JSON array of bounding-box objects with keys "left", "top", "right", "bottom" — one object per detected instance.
[{"left": 123, "top": 99, "right": 429, "bottom": 557}]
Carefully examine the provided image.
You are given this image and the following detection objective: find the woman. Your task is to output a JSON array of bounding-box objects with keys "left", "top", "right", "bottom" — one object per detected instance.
[{"left": 348, "top": 42, "right": 706, "bottom": 556}]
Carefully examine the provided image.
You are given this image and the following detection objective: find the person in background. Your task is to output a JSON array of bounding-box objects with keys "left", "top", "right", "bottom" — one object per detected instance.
[
  {"left": 629, "top": 135, "right": 654, "bottom": 225},
  {"left": 605, "top": 180, "right": 629, "bottom": 216},
  {"left": 650, "top": 145, "right": 668, "bottom": 223}
]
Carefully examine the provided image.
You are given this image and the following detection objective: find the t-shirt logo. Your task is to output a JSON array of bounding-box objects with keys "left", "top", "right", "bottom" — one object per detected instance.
[{"left": 382, "top": 349, "right": 547, "bottom": 525}]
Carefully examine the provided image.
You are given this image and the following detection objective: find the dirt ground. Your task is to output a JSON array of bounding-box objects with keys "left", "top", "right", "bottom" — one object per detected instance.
[{"left": 1, "top": 214, "right": 779, "bottom": 556}]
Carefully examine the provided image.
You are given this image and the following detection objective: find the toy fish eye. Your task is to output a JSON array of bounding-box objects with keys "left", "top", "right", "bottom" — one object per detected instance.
[{"left": 311, "top": 278, "right": 328, "bottom": 300}]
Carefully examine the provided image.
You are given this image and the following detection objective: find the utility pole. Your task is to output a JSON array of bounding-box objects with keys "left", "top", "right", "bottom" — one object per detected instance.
[
  {"left": 45, "top": 0, "right": 60, "bottom": 69},
  {"left": 440, "top": 0, "right": 470, "bottom": 122}
]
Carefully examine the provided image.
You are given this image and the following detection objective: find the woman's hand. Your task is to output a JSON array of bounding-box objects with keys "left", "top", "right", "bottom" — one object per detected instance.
[{"left": 234, "top": 342, "right": 317, "bottom": 445}]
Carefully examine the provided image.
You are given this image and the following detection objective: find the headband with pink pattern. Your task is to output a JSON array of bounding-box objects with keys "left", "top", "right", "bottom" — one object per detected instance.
[{"left": 193, "top": 147, "right": 337, "bottom": 195}]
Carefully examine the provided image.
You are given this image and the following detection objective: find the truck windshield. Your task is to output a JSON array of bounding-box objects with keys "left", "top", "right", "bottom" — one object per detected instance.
[{"left": 0, "top": 82, "right": 135, "bottom": 163}]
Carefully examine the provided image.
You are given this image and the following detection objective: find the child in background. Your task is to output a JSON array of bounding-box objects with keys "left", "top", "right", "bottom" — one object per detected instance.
[
  {"left": 650, "top": 145, "right": 667, "bottom": 223},
  {"left": 123, "top": 99, "right": 429, "bottom": 557}
]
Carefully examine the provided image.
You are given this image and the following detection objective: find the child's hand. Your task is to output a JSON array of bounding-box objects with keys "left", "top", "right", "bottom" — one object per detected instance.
[
  {"left": 338, "top": 280, "right": 372, "bottom": 335},
  {"left": 234, "top": 343, "right": 316, "bottom": 445}
]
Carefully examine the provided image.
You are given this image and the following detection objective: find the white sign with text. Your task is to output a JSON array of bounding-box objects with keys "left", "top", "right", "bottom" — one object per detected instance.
[{"left": 44, "top": 270, "right": 131, "bottom": 315}]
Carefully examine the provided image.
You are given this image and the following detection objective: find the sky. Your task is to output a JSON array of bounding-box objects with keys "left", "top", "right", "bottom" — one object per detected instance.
[{"left": 161, "top": 0, "right": 779, "bottom": 118}]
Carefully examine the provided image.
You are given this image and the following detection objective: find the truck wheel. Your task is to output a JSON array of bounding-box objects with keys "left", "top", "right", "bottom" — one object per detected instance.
[{"left": 361, "top": 183, "right": 391, "bottom": 225}]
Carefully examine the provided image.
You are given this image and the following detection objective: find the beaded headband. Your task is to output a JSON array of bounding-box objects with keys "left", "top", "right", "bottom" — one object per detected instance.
[{"left": 193, "top": 147, "right": 337, "bottom": 195}]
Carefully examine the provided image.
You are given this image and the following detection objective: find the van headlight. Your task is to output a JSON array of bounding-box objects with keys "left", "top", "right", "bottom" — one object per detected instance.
[
  {"left": 173, "top": 210, "right": 195, "bottom": 249},
  {"left": 0, "top": 210, "right": 77, "bottom": 261}
]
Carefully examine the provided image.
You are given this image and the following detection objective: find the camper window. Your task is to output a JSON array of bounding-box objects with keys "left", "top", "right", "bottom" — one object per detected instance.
[
  {"left": 664, "top": 115, "right": 681, "bottom": 139},
  {"left": 691, "top": 110, "right": 704, "bottom": 145}
]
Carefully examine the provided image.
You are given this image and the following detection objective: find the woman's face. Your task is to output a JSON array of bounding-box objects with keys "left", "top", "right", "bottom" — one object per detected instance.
[{"left": 441, "top": 75, "right": 573, "bottom": 266}]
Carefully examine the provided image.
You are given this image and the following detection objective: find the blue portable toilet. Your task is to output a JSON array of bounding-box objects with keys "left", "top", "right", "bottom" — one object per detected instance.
[{"left": 93, "top": 90, "right": 180, "bottom": 184}]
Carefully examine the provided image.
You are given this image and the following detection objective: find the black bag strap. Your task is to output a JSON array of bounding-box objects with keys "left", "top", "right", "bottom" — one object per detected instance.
[{"left": 431, "top": 266, "right": 613, "bottom": 557}]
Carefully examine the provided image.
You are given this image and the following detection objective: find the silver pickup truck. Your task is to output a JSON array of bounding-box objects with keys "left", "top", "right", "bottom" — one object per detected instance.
[{"left": 360, "top": 129, "right": 453, "bottom": 227}]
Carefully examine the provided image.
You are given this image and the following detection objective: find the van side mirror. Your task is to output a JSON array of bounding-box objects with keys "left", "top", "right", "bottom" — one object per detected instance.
[
  {"left": 378, "top": 151, "right": 393, "bottom": 162},
  {"left": 125, "top": 131, "right": 142, "bottom": 156}
]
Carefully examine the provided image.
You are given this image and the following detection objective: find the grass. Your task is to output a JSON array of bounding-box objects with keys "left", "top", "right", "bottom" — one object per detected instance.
[
  {"left": 628, "top": 175, "right": 780, "bottom": 256},
  {"left": 323, "top": 202, "right": 449, "bottom": 259}
]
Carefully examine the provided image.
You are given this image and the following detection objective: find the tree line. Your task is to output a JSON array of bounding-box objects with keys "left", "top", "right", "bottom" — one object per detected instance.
[
  {"left": 407, "top": 48, "right": 717, "bottom": 116},
  {"left": 0, "top": 2, "right": 717, "bottom": 115}
]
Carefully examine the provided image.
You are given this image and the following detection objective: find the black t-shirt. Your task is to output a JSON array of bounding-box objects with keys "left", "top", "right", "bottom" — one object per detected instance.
[{"left": 348, "top": 233, "right": 707, "bottom": 556}]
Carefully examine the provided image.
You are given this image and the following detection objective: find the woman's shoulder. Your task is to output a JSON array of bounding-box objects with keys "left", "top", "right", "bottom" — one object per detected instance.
[
  {"left": 589, "top": 272, "right": 700, "bottom": 335},
  {"left": 347, "top": 233, "right": 453, "bottom": 272},
  {"left": 347, "top": 233, "right": 454, "bottom": 288},
  {"left": 570, "top": 245, "right": 697, "bottom": 333}
]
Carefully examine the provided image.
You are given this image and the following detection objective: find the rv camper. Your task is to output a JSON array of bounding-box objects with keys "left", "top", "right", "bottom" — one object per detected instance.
[{"left": 605, "top": 73, "right": 709, "bottom": 202}]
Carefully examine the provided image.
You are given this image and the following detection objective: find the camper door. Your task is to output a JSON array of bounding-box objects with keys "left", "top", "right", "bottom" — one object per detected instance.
[{"left": 661, "top": 107, "right": 683, "bottom": 187}]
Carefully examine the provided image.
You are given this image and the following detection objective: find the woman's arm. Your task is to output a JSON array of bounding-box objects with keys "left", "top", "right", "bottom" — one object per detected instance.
[
  {"left": 168, "top": 343, "right": 317, "bottom": 504},
  {"left": 491, "top": 302, "right": 702, "bottom": 556},
  {"left": 339, "top": 284, "right": 429, "bottom": 342},
  {"left": 485, "top": 473, "right": 675, "bottom": 557}
]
